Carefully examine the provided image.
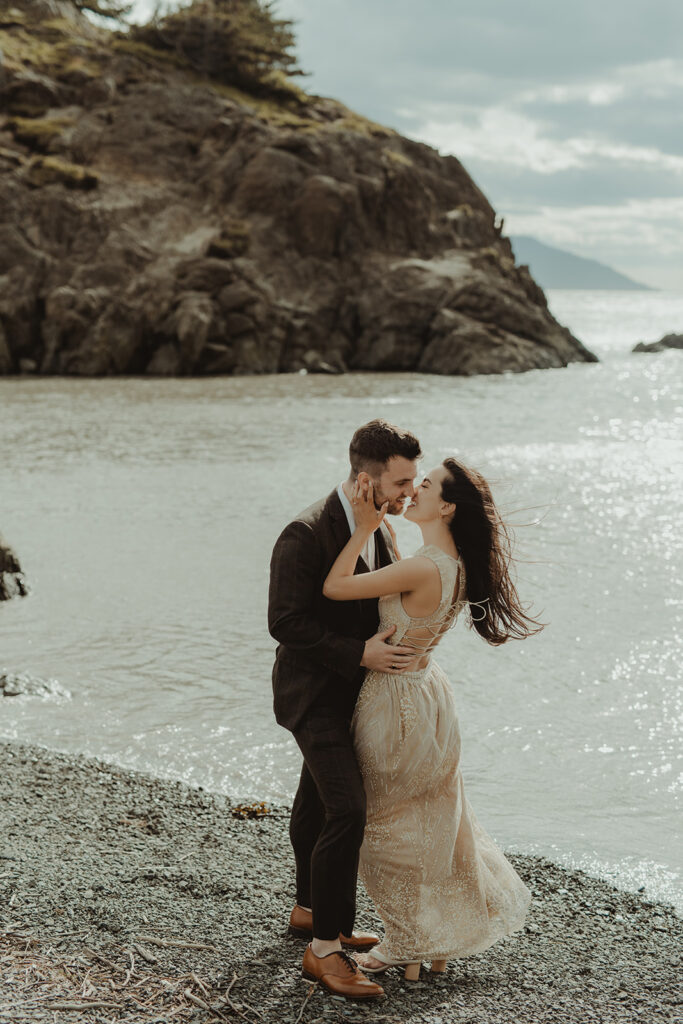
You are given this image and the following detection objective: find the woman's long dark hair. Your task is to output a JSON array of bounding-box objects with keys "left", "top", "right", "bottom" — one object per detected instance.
[{"left": 441, "top": 458, "right": 544, "bottom": 645}]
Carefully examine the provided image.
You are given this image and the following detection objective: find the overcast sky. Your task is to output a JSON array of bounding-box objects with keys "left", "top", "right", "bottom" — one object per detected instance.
[{"left": 132, "top": 0, "right": 683, "bottom": 289}]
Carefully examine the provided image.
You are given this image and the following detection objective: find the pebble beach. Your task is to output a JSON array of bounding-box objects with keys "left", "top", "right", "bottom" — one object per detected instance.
[{"left": 1, "top": 742, "right": 681, "bottom": 1024}]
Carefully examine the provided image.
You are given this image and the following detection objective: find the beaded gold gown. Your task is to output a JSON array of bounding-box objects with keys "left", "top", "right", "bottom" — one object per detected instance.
[{"left": 352, "top": 544, "right": 531, "bottom": 962}]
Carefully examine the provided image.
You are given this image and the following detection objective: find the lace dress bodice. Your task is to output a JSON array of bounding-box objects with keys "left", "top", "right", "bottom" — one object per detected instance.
[{"left": 378, "top": 544, "right": 467, "bottom": 666}]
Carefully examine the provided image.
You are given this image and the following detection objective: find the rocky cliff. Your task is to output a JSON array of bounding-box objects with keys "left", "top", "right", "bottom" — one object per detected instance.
[
  {"left": 0, "top": 533, "right": 26, "bottom": 600},
  {"left": 0, "top": 1, "right": 598, "bottom": 376}
]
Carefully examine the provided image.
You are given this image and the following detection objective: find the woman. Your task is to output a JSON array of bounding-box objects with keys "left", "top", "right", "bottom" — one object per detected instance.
[{"left": 322, "top": 457, "right": 541, "bottom": 979}]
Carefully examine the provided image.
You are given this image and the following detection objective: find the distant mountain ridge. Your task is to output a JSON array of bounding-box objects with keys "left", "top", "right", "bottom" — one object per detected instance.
[{"left": 511, "top": 236, "right": 654, "bottom": 291}]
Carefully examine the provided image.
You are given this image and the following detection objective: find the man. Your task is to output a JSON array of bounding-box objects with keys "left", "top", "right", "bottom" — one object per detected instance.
[{"left": 268, "top": 420, "right": 421, "bottom": 1000}]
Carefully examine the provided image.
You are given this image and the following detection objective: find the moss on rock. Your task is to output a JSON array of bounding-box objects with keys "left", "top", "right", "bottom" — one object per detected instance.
[
  {"left": 25, "top": 155, "right": 99, "bottom": 189},
  {"left": 110, "top": 36, "right": 192, "bottom": 71},
  {"left": 382, "top": 147, "right": 413, "bottom": 167},
  {"left": 0, "top": 27, "right": 56, "bottom": 69},
  {"left": 8, "top": 115, "right": 73, "bottom": 150},
  {"left": 322, "top": 113, "right": 394, "bottom": 138},
  {"left": 207, "top": 219, "right": 250, "bottom": 259}
]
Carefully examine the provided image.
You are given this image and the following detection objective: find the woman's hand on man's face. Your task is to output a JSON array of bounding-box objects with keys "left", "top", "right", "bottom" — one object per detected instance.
[{"left": 351, "top": 480, "right": 388, "bottom": 532}]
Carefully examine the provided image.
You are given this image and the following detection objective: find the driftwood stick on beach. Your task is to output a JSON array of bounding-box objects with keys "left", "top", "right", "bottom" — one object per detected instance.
[
  {"left": 122, "top": 947, "right": 135, "bottom": 988},
  {"left": 131, "top": 942, "right": 161, "bottom": 964},
  {"left": 135, "top": 934, "right": 220, "bottom": 952},
  {"left": 44, "top": 1000, "right": 123, "bottom": 1010},
  {"left": 183, "top": 988, "right": 212, "bottom": 1011},
  {"left": 294, "top": 983, "right": 316, "bottom": 1024},
  {"left": 84, "top": 947, "right": 125, "bottom": 971},
  {"left": 189, "top": 971, "right": 212, "bottom": 998},
  {"left": 218, "top": 971, "right": 265, "bottom": 1023}
]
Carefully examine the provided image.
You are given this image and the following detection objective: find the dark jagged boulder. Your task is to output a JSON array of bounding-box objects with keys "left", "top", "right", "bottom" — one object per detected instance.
[
  {"left": 0, "top": 0, "right": 598, "bottom": 377},
  {"left": 0, "top": 535, "right": 27, "bottom": 600},
  {"left": 633, "top": 333, "right": 683, "bottom": 353},
  {"left": 0, "top": 670, "right": 68, "bottom": 697}
]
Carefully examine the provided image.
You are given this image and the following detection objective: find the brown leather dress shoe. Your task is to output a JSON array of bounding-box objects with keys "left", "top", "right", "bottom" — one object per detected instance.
[
  {"left": 302, "top": 945, "right": 384, "bottom": 1000},
  {"left": 288, "top": 905, "right": 379, "bottom": 950}
]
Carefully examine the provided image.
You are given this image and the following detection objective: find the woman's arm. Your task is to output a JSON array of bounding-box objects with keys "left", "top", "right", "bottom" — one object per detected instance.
[
  {"left": 323, "top": 481, "right": 433, "bottom": 602},
  {"left": 323, "top": 555, "right": 434, "bottom": 602}
]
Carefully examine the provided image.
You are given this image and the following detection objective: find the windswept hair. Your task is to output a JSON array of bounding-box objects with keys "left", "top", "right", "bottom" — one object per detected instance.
[
  {"left": 441, "top": 458, "right": 544, "bottom": 645},
  {"left": 349, "top": 419, "right": 422, "bottom": 477}
]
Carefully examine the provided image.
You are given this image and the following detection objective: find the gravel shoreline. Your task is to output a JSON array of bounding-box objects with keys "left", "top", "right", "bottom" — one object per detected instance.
[{"left": 1, "top": 742, "right": 681, "bottom": 1024}]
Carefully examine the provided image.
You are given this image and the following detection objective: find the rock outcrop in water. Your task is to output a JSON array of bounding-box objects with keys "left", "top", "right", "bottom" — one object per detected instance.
[
  {"left": 0, "top": 1, "right": 598, "bottom": 377},
  {"left": 0, "top": 535, "right": 27, "bottom": 600},
  {"left": 633, "top": 333, "right": 683, "bottom": 353},
  {"left": 0, "top": 670, "right": 68, "bottom": 697}
]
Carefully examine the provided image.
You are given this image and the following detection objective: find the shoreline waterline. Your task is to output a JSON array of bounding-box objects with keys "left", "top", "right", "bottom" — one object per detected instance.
[
  {"left": 6, "top": 732, "right": 680, "bottom": 917},
  {"left": 2, "top": 740, "right": 681, "bottom": 1024},
  {"left": 1, "top": 290, "right": 682, "bottom": 929}
]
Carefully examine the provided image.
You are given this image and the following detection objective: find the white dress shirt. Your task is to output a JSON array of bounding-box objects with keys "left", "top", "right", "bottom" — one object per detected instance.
[{"left": 337, "top": 483, "right": 376, "bottom": 570}]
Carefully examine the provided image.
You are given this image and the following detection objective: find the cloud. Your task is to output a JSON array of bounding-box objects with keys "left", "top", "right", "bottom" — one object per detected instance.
[
  {"left": 506, "top": 198, "right": 683, "bottom": 286},
  {"left": 520, "top": 59, "right": 683, "bottom": 106},
  {"left": 406, "top": 105, "right": 683, "bottom": 177},
  {"left": 399, "top": 54, "right": 683, "bottom": 178},
  {"left": 127, "top": 0, "right": 683, "bottom": 286},
  {"left": 411, "top": 107, "right": 683, "bottom": 179},
  {"left": 507, "top": 196, "right": 683, "bottom": 250},
  {"left": 463, "top": 160, "right": 683, "bottom": 209}
]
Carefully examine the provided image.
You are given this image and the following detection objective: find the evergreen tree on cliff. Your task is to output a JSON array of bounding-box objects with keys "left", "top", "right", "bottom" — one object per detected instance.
[{"left": 132, "top": 0, "right": 302, "bottom": 96}]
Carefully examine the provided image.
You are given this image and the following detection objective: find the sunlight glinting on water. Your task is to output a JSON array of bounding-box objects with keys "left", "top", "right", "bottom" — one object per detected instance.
[{"left": 1, "top": 290, "right": 682, "bottom": 911}]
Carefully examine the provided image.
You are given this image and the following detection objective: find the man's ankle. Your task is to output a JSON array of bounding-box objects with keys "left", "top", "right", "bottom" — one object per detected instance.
[{"left": 311, "top": 938, "right": 342, "bottom": 958}]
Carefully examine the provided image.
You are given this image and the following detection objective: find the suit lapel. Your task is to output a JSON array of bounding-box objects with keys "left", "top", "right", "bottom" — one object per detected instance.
[
  {"left": 375, "top": 522, "right": 394, "bottom": 568},
  {"left": 327, "top": 490, "right": 397, "bottom": 570},
  {"left": 325, "top": 488, "right": 371, "bottom": 575}
]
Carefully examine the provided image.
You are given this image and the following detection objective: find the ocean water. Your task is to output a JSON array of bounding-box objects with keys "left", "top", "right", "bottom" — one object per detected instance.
[{"left": 1, "top": 289, "right": 681, "bottom": 912}]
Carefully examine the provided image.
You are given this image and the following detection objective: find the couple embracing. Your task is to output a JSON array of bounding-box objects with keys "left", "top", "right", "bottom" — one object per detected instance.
[{"left": 268, "top": 420, "right": 540, "bottom": 1000}]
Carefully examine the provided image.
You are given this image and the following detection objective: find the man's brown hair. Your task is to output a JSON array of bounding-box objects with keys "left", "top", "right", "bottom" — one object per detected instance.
[{"left": 348, "top": 419, "right": 422, "bottom": 478}]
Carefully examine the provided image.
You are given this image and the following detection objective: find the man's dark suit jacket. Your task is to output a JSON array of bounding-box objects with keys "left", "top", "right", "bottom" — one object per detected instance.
[{"left": 268, "top": 488, "right": 395, "bottom": 733}]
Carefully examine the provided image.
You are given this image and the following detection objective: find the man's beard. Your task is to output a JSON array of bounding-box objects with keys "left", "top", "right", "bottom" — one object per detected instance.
[
  {"left": 373, "top": 486, "right": 406, "bottom": 516},
  {"left": 385, "top": 498, "right": 406, "bottom": 515}
]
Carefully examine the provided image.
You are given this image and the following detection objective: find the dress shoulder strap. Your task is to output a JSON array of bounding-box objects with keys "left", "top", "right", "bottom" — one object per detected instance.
[
  {"left": 420, "top": 545, "right": 461, "bottom": 601},
  {"left": 409, "top": 545, "right": 465, "bottom": 623}
]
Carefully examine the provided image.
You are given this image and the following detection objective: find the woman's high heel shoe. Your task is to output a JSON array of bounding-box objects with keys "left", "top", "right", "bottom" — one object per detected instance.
[
  {"left": 357, "top": 951, "right": 448, "bottom": 980},
  {"left": 355, "top": 952, "right": 422, "bottom": 980}
]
